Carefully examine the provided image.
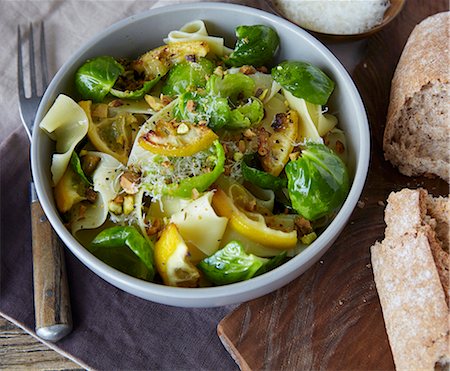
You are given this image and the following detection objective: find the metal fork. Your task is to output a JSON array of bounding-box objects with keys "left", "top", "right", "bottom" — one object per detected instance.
[
  {"left": 18, "top": 22, "right": 49, "bottom": 139},
  {"left": 18, "top": 23, "right": 72, "bottom": 342}
]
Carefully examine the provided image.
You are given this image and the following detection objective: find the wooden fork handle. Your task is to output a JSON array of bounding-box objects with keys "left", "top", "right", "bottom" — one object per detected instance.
[{"left": 31, "top": 198, "right": 72, "bottom": 342}]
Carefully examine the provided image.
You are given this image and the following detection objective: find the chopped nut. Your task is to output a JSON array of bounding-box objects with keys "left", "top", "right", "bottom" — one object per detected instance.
[
  {"left": 239, "top": 65, "right": 256, "bottom": 75},
  {"left": 294, "top": 216, "right": 313, "bottom": 236},
  {"left": 238, "top": 140, "right": 246, "bottom": 153},
  {"left": 243, "top": 128, "right": 257, "bottom": 138},
  {"left": 377, "top": 200, "right": 385, "bottom": 207},
  {"left": 289, "top": 151, "right": 300, "bottom": 161},
  {"left": 120, "top": 171, "right": 140, "bottom": 194},
  {"left": 108, "top": 200, "right": 123, "bottom": 215},
  {"left": 161, "top": 160, "right": 173, "bottom": 168},
  {"left": 213, "top": 66, "right": 224, "bottom": 77},
  {"left": 160, "top": 95, "right": 173, "bottom": 106},
  {"left": 146, "top": 218, "right": 162, "bottom": 236},
  {"left": 256, "top": 66, "right": 268, "bottom": 73},
  {"left": 145, "top": 95, "right": 164, "bottom": 111},
  {"left": 123, "top": 195, "right": 134, "bottom": 215},
  {"left": 257, "top": 128, "right": 270, "bottom": 156},
  {"left": 191, "top": 188, "right": 200, "bottom": 200},
  {"left": 177, "top": 123, "right": 190, "bottom": 135},
  {"left": 357, "top": 200, "right": 365, "bottom": 208}
]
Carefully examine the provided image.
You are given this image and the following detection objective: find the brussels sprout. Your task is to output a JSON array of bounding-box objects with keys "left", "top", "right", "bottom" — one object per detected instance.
[
  {"left": 241, "top": 155, "right": 287, "bottom": 190},
  {"left": 285, "top": 143, "right": 350, "bottom": 221},
  {"left": 272, "top": 61, "right": 335, "bottom": 105},
  {"left": 226, "top": 25, "right": 280, "bottom": 67},
  {"left": 197, "top": 241, "right": 267, "bottom": 285},
  {"left": 228, "top": 97, "right": 264, "bottom": 129},
  {"left": 161, "top": 58, "right": 215, "bottom": 96},
  {"left": 174, "top": 91, "right": 231, "bottom": 131},
  {"left": 110, "top": 76, "right": 161, "bottom": 100},
  {"left": 206, "top": 73, "right": 255, "bottom": 104},
  {"left": 75, "top": 56, "right": 124, "bottom": 102},
  {"left": 254, "top": 251, "right": 287, "bottom": 276},
  {"left": 70, "top": 152, "right": 92, "bottom": 186},
  {"left": 90, "top": 226, "right": 155, "bottom": 281}
]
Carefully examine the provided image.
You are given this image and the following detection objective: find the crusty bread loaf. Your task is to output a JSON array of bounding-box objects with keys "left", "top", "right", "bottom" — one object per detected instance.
[
  {"left": 383, "top": 12, "right": 450, "bottom": 183},
  {"left": 371, "top": 188, "right": 449, "bottom": 370}
]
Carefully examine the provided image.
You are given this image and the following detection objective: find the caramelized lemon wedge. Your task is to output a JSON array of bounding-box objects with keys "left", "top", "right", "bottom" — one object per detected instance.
[
  {"left": 154, "top": 223, "right": 200, "bottom": 287},
  {"left": 138, "top": 120, "right": 218, "bottom": 157},
  {"left": 212, "top": 188, "right": 297, "bottom": 249}
]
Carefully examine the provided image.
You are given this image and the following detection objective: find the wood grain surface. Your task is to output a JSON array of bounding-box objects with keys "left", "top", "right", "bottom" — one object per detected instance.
[
  {"left": 217, "top": 1, "right": 449, "bottom": 370},
  {"left": 0, "top": 317, "right": 80, "bottom": 370}
]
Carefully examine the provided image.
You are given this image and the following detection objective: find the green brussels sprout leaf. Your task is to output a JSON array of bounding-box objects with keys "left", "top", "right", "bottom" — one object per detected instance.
[
  {"left": 206, "top": 73, "right": 255, "bottom": 104},
  {"left": 227, "top": 97, "right": 264, "bottom": 129},
  {"left": 272, "top": 61, "right": 335, "bottom": 105},
  {"left": 285, "top": 143, "right": 349, "bottom": 221},
  {"left": 90, "top": 226, "right": 155, "bottom": 280},
  {"left": 75, "top": 56, "right": 124, "bottom": 102},
  {"left": 254, "top": 251, "right": 288, "bottom": 276},
  {"left": 174, "top": 91, "right": 231, "bottom": 131},
  {"left": 197, "top": 241, "right": 267, "bottom": 285},
  {"left": 161, "top": 58, "right": 215, "bottom": 96},
  {"left": 70, "top": 152, "right": 92, "bottom": 186},
  {"left": 241, "top": 155, "right": 287, "bottom": 190},
  {"left": 226, "top": 25, "right": 280, "bottom": 67},
  {"left": 110, "top": 75, "right": 161, "bottom": 100}
]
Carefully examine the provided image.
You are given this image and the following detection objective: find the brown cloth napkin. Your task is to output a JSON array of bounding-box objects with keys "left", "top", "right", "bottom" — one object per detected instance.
[{"left": 0, "top": 128, "right": 237, "bottom": 369}]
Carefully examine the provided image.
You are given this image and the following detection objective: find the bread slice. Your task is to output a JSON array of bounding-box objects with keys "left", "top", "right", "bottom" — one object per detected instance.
[
  {"left": 371, "top": 189, "right": 449, "bottom": 370},
  {"left": 383, "top": 12, "right": 450, "bottom": 183}
]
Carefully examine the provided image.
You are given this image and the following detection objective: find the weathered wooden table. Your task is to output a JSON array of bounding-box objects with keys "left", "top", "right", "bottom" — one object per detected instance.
[{"left": 1, "top": 0, "right": 447, "bottom": 369}]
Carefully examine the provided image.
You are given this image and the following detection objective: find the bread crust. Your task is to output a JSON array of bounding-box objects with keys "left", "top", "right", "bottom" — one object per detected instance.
[
  {"left": 383, "top": 12, "right": 450, "bottom": 182},
  {"left": 371, "top": 188, "right": 450, "bottom": 370}
]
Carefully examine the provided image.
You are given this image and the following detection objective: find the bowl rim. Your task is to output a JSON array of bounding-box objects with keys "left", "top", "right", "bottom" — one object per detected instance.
[{"left": 31, "top": 1, "right": 370, "bottom": 307}]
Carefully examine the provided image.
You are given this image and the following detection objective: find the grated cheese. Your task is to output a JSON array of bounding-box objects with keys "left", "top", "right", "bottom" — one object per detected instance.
[{"left": 273, "top": 0, "right": 391, "bottom": 35}]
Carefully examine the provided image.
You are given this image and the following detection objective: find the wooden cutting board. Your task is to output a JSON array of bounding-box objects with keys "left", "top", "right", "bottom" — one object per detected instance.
[{"left": 218, "top": 1, "right": 449, "bottom": 370}]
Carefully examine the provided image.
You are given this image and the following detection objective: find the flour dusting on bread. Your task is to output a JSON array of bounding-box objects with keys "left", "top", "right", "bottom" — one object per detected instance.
[
  {"left": 383, "top": 12, "right": 450, "bottom": 183},
  {"left": 371, "top": 188, "right": 449, "bottom": 370}
]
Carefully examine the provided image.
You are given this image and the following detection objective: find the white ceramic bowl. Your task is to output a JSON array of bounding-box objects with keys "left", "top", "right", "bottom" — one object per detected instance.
[{"left": 31, "top": 2, "right": 370, "bottom": 307}]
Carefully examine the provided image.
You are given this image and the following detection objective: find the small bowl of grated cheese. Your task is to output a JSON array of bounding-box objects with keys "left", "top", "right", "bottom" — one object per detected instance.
[{"left": 268, "top": 0, "right": 405, "bottom": 40}]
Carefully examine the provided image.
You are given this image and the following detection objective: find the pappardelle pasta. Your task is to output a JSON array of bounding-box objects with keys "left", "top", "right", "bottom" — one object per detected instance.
[{"left": 40, "top": 21, "right": 350, "bottom": 287}]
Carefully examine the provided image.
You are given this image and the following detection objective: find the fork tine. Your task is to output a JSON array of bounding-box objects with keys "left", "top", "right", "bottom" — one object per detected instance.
[
  {"left": 40, "top": 21, "right": 48, "bottom": 91},
  {"left": 17, "top": 25, "right": 26, "bottom": 99},
  {"left": 29, "top": 22, "right": 37, "bottom": 96}
]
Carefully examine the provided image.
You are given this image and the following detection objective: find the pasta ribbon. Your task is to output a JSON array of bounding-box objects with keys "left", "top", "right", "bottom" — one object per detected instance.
[
  {"left": 39, "top": 94, "right": 88, "bottom": 185},
  {"left": 71, "top": 152, "right": 123, "bottom": 234},
  {"left": 164, "top": 20, "right": 231, "bottom": 56}
]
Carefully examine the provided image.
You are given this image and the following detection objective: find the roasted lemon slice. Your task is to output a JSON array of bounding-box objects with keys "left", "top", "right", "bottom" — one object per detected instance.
[
  {"left": 260, "top": 109, "right": 299, "bottom": 176},
  {"left": 138, "top": 120, "right": 217, "bottom": 157},
  {"left": 212, "top": 188, "right": 297, "bottom": 249},
  {"left": 154, "top": 223, "right": 200, "bottom": 287},
  {"left": 135, "top": 41, "right": 210, "bottom": 80},
  {"left": 79, "top": 100, "right": 140, "bottom": 164}
]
